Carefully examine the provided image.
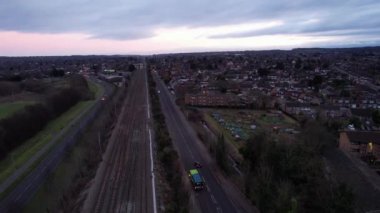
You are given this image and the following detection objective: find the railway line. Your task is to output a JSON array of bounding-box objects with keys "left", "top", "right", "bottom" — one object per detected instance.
[{"left": 84, "top": 67, "right": 154, "bottom": 213}]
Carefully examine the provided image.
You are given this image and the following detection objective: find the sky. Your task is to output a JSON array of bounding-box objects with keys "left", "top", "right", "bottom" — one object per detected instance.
[{"left": 0, "top": 0, "right": 379, "bottom": 56}]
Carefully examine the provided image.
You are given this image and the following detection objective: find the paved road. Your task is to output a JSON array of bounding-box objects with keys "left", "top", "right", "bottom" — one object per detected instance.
[
  {"left": 153, "top": 72, "right": 245, "bottom": 213},
  {"left": 83, "top": 67, "right": 156, "bottom": 213},
  {"left": 0, "top": 79, "right": 114, "bottom": 212}
]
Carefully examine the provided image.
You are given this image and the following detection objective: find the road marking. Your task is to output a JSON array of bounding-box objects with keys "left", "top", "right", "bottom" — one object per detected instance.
[
  {"left": 148, "top": 128, "right": 157, "bottom": 213},
  {"left": 145, "top": 69, "right": 150, "bottom": 119},
  {"left": 217, "top": 207, "right": 223, "bottom": 213},
  {"left": 210, "top": 194, "right": 217, "bottom": 204}
]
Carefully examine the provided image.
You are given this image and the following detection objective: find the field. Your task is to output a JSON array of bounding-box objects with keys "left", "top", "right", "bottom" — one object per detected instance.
[
  {"left": 0, "top": 101, "right": 34, "bottom": 120},
  {"left": 0, "top": 79, "right": 103, "bottom": 196},
  {"left": 202, "top": 109, "right": 299, "bottom": 148}
]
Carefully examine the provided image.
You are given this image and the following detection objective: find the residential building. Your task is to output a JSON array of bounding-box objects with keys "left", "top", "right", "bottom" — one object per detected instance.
[{"left": 339, "top": 131, "right": 380, "bottom": 160}]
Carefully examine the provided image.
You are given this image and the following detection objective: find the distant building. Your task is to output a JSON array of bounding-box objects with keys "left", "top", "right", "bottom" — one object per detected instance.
[
  {"left": 103, "top": 69, "right": 116, "bottom": 74},
  {"left": 339, "top": 131, "right": 380, "bottom": 160},
  {"left": 134, "top": 63, "right": 144, "bottom": 70},
  {"left": 284, "top": 102, "right": 315, "bottom": 116}
]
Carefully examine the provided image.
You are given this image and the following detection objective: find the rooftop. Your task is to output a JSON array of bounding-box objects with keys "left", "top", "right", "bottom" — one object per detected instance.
[{"left": 346, "top": 131, "right": 380, "bottom": 145}]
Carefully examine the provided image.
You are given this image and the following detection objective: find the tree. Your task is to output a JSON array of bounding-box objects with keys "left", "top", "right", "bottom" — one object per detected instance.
[
  {"left": 330, "top": 183, "right": 355, "bottom": 213},
  {"left": 276, "top": 62, "right": 285, "bottom": 70},
  {"left": 340, "top": 90, "right": 351, "bottom": 97},
  {"left": 295, "top": 58, "right": 302, "bottom": 69},
  {"left": 349, "top": 117, "right": 362, "bottom": 129},
  {"left": 187, "top": 108, "right": 203, "bottom": 122},
  {"left": 299, "top": 121, "right": 335, "bottom": 153},
  {"left": 273, "top": 181, "right": 294, "bottom": 213},
  {"left": 241, "top": 131, "right": 271, "bottom": 171},
  {"left": 311, "top": 75, "right": 323, "bottom": 86},
  {"left": 372, "top": 110, "right": 380, "bottom": 125},
  {"left": 215, "top": 135, "right": 229, "bottom": 173},
  {"left": 258, "top": 68, "right": 269, "bottom": 76},
  {"left": 0, "top": 81, "right": 21, "bottom": 96},
  {"left": 128, "top": 64, "right": 136, "bottom": 72},
  {"left": 50, "top": 68, "right": 65, "bottom": 77}
]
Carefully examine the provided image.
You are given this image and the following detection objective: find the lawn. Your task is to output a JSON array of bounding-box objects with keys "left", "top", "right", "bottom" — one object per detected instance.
[{"left": 0, "top": 101, "right": 34, "bottom": 120}]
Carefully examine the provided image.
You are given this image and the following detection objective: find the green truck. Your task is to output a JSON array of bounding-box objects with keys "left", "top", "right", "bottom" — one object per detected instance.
[{"left": 188, "top": 169, "right": 205, "bottom": 191}]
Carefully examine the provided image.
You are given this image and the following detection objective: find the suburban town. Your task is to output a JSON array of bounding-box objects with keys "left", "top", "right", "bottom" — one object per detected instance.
[
  {"left": 0, "top": 46, "right": 379, "bottom": 213},
  {"left": 1, "top": 0, "right": 380, "bottom": 212}
]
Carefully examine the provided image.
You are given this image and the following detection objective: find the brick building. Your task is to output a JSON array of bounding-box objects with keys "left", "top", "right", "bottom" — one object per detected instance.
[{"left": 339, "top": 131, "right": 380, "bottom": 160}]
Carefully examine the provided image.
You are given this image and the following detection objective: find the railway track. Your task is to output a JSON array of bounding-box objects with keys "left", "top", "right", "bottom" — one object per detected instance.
[{"left": 85, "top": 68, "right": 153, "bottom": 213}]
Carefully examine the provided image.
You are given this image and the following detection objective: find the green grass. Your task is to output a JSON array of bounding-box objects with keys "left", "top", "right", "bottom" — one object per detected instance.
[
  {"left": 0, "top": 101, "right": 34, "bottom": 120},
  {"left": 0, "top": 100, "right": 94, "bottom": 188},
  {"left": 88, "top": 80, "right": 103, "bottom": 98}
]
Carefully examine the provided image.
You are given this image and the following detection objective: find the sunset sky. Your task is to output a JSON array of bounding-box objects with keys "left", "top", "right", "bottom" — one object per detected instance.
[{"left": 1, "top": 0, "right": 379, "bottom": 56}]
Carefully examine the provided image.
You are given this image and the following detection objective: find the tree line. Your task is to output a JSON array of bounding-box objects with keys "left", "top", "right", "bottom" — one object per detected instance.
[
  {"left": 0, "top": 74, "right": 93, "bottom": 160},
  {"left": 240, "top": 121, "right": 354, "bottom": 213}
]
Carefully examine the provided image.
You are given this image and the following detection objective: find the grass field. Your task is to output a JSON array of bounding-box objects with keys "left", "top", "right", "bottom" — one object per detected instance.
[
  {"left": 0, "top": 101, "right": 34, "bottom": 120},
  {"left": 88, "top": 80, "right": 103, "bottom": 98},
  {"left": 0, "top": 79, "right": 103, "bottom": 194}
]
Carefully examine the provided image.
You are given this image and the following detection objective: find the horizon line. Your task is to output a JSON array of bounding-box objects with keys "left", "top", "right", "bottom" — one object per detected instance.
[{"left": 1, "top": 45, "right": 379, "bottom": 58}]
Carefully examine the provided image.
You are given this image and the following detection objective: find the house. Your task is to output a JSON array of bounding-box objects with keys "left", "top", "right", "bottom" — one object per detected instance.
[
  {"left": 350, "top": 108, "right": 373, "bottom": 122},
  {"left": 284, "top": 102, "right": 316, "bottom": 116},
  {"left": 339, "top": 131, "right": 380, "bottom": 160},
  {"left": 320, "top": 105, "right": 347, "bottom": 119},
  {"left": 184, "top": 90, "right": 241, "bottom": 107}
]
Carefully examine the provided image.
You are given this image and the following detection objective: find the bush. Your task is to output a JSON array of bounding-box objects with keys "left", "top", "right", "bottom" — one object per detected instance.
[
  {"left": 0, "top": 81, "right": 21, "bottom": 96},
  {"left": 0, "top": 104, "right": 52, "bottom": 158}
]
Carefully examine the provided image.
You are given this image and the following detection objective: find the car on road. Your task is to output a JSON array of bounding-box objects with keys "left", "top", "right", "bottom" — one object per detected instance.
[
  {"left": 193, "top": 161, "right": 202, "bottom": 168},
  {"left": 188, "top": 169, "right": 205, "bottom": 191}
]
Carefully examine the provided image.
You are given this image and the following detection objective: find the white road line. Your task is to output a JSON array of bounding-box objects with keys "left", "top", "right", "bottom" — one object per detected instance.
[
  {"left": 145, "top": 70, "right": 151, "bottom": 119},
  {"left": 217, "top": 207, "right": 223, "bottom": 213},
  {"left": 210, "top": 194, "right": 217, "bottom": 204},
  {"left": 148, "top": 128, "right": 157, "bottom": 213}
]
